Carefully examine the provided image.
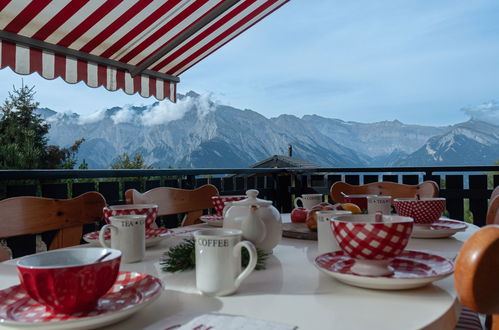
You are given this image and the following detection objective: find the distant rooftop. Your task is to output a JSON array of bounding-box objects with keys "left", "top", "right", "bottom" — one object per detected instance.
[{"left": 250, "top": 155, "right": 318, "bottom": 168}]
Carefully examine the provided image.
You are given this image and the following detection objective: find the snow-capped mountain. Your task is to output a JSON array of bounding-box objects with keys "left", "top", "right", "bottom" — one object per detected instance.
[
  {"left": 395, "top": 119, "right": 499, "bottom": 166},
  {"left": 37, "top": 92, "right": 499, "bottom": 168}
]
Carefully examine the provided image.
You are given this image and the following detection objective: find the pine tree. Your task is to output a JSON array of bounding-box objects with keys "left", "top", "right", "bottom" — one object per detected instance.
[
  {"left": 0, "top": 84, "right": 48, "bottom": 169},
  {"left": 0, "top": 83, "right": 85, "bottom": 169}
]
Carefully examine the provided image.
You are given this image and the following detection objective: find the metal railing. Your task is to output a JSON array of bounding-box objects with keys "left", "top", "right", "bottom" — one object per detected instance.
[{"left": 1, "top": 165, "right": 498, "bottom": 257}]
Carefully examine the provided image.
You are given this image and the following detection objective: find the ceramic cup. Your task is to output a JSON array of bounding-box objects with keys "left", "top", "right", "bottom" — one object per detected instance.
[
  {"left": 367, "top": 195, "right": 392, "bottom": 215},
  {"left": 331, "top": 214, "right": 413, "bottom": 276},
  {"left": 393, "top": 198, "right": 446, "bottom": 225},
  {"left": 17, "top": 248, "right": 121, "bottom": 314},
  {"left": 343, "top": 194, "right": 377, "bottom": 211},
  {"left": 294, "top": 194, "right": 323, "bottom": 210},
  {"left": 99, "top": 215, "right": 146, "bottom": 263},
  {"left": 211, "top": 195, "right": 246, "bottom": 216},
  {"left": 316, "top": 210, "right": 352, "bottom": 254},
  {"left": 103, "top": 204, "right": 158, "bottom": 229},
  {"left": 194, "top": 229, "right": 257, "bottom": 296}
]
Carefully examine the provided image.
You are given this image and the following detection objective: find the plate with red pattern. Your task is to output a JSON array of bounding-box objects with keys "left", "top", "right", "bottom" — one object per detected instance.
[
  {"left": 314, "top": 250, "right": 454, "bottom": 290},
  {"left": 200, "top": 215, "right": 224, "bottom": 227},
  {"left": 411, "top": 219, "right": 468, "bottom": 239},
  {"left": 83, "top": 227, "right": 171, "bottom": 247},
  {"left": 0, "top": 271, "right": 162, "bottom": 329}
]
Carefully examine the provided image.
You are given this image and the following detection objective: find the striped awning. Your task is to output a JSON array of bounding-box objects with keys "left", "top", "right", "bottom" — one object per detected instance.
[{"left": 0, "top": 0, "right": 288, "bottom": 102}]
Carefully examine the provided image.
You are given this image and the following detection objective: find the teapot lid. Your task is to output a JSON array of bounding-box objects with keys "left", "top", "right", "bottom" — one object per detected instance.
[{"left": 232, "top": 189, "right": 273, "bottom": 206}]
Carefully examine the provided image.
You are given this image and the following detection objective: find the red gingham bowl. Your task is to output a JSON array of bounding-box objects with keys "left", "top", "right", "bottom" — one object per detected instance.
[
  {"left": 211, "top": 195, "right": 246, "bottom": 215},
  {"left": 331, "top": 214, "right": 413, "bottom": 261},
  {"left": 393, "top": 198, "right": 446, "bottom": 225},
  {"left": 343, "top": 194, "right": 377, "bottom": 211},
  {"left": 103, "top": 204, "right": 158, "bottom": 229},
  {"left": 17, "top": 248, "right": 121, "bottom": 314}
]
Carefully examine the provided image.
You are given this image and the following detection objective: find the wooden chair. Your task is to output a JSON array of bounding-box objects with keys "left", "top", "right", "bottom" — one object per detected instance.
[
  {"left": 454, "top": 225, "right": 499, "bottom": 330},
  {"left": 330, "top": 181, "right": 439, "bottom": 203},
  {"left": 0, "top": 192, "right": 106, "bottom": 251},
  {"left": 125, "top": 184, "right": 219, "bottom": 227},
  {"left": 486, "top": 195, "right": 499, "bottom": 225},
  {"left": 491, "top": 186, "right": 499, "bottom": 201}
]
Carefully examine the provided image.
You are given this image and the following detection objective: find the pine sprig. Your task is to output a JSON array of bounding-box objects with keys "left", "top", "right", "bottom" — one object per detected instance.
[{"left": 160, "top": 238, "right": 269, "bottom": 273}]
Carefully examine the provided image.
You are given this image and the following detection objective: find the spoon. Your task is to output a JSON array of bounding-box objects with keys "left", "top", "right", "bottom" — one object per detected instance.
[{"left": 96, "top": 251, "right": 112, "bottom": 263}]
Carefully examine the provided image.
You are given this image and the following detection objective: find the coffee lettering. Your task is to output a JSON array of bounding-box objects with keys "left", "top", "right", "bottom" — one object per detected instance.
[{"left": 197, "top": 238, "right": 229, "bottom": 247}]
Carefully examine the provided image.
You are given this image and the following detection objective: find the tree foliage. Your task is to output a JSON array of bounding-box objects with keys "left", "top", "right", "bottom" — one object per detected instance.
[
  {"left": 110, "top": 152, "right": 153, "bottom": 169},
  {"left": 0, "top": 83, "right": 84, "bottom": 169}
]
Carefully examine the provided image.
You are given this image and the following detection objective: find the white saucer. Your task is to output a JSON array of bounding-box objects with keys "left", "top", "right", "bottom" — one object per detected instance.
[
  {"left": 200, "top": 215, "right": 224, "bottom": 227},
  {"left": 0, "top": 271, "right": 162, "bottom": 329},
  {"left": 411, "top": 219, "right": 467, "bottom": 239},
  {"left": 83, "top": 227, "right": 170, "bottom": 247},
  {"left": 314, "top": 250, "right": 454, "bottom": 290}
]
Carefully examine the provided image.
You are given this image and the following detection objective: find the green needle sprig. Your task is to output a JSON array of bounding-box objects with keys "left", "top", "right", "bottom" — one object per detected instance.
[{"left": 160, "top": 238, "right": 269, "bottom": 273}]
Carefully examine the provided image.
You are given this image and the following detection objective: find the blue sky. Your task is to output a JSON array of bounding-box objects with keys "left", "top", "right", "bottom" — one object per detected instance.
[{"left": 1, "top": 0, "right": 499, "bottom": 126}]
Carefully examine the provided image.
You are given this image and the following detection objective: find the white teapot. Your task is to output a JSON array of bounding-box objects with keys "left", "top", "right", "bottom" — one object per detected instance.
[{"left": 223, "top": 189, "right": 282, "bottom": 253}]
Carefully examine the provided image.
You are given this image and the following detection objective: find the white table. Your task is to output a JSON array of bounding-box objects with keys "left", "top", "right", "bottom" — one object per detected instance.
[{"left": 0, "top": 219, "right": 478, "bottom": 330}]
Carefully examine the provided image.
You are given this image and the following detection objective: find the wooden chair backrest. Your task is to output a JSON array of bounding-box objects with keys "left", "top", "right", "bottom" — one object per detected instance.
[
  {"left": 0, "top": 192, "right": 106, "bottom": 250},
  {"left": 487, "top": 196, "right": 499, "bottom": 225},
  {"left": 330, "top": 181, "right": 439, "bottom": 203},
  {"left": 492, "top": 186, "right": 499, "bottom": 201},
  {"left": 0, "top": 245, "right": 11, "bottom": 262},
  {"left": 125, "top": 184, "right": 219, "bottom": 227},
  {"left": 454, "top": 225, "right": 499, "bottom": 330}
]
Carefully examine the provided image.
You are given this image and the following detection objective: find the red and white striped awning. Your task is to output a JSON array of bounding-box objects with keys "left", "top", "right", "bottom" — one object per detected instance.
[{"left": 0, "top": 0, "right": 288, "bottom": 102}]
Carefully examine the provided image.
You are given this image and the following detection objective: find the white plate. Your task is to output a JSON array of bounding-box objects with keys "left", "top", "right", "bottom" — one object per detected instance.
[
  {"left": 199, "top": 215, "right": 224, "bottom": 227},
  {"left": 411, "top": 219, "right": 467, "bottom": 239},
  {"left": 314, "top": 250, "right": 454, "bottom": 290},
  {"left": 83, "top": 228, "right": 170, "bottom": 247},
  {"left": 0, "top": 272, "right": 162, "bottom": 329}
]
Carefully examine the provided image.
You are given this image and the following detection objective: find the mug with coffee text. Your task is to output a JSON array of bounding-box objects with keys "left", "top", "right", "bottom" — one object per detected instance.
[{"left": 194, "top": 229, "right": 257, "bottom": 296}]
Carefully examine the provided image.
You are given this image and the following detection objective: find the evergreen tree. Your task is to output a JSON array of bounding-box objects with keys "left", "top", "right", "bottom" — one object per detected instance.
[
  {"left": 0, "top": 84, "right": 48, "bottom": 169},
  {"left": 110, "top": 152, "right": 153, "bottom": 169},
  {"left": 0, "top": 83, "right": 85, "bottom": 169}
]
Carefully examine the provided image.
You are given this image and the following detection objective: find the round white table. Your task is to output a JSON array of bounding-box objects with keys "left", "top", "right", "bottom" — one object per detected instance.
[{"left": 0, "top": 218, "right": 478, "bottom": 330}]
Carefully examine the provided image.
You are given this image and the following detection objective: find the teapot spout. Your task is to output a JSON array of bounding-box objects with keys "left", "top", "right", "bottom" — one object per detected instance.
[{"left": 241, "top": 205, "right": 266, "bottom": 244}]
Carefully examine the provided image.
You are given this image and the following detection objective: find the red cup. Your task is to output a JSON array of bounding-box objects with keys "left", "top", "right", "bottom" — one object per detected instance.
[
  {"left": 103, "top": 204, "right": 158, "bottom": 229},
  {"left": 343, "top": 194, "right": 377, "bottom": 211},
  {"left": 17, "top": 248, "right": 121, "bottom": 314},
  {"left": 331, "top": 214, "right": 413, "bottom": 276},
  {"left": 211, "top": 195, "right": 246, "bottom": 216},
  {"left": 393, "top": 198, "right": 446, "bottom": 225}
]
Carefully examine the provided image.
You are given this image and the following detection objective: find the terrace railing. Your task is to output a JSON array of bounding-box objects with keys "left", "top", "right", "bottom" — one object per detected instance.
[{"left": 1, "top": 165, "right": 498, "bottom": 257}]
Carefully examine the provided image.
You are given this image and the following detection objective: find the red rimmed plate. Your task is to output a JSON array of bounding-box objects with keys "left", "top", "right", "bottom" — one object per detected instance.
[
  {"left": 0, "top": 272, "right": 162, "bottom": 330},
  {"left": 411, "top": 219, "right": 467, "bottom": 239},
  {"left": 314, "top": 250, "right": 454, "bottom": 290},
  {"left": 83, "top": 227, "right": 170, "bottom": 247},
  {"left": 199, "top": 215, "right": 224, "bottom": 227}
]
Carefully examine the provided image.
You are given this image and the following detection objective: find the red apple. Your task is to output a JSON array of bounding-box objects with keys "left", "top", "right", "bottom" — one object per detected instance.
[{"left": 291, "top": 207, "right": 308, "bottom": 223}]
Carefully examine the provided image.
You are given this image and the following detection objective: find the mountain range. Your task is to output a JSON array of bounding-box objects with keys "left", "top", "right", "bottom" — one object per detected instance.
[{"left": 34, "top": 91, "right": 499, "bottom": 169}]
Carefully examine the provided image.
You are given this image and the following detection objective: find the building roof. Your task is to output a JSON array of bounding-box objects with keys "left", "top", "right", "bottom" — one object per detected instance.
[{"left": 250, "top": 155, "right": 318, "bottom": 168}]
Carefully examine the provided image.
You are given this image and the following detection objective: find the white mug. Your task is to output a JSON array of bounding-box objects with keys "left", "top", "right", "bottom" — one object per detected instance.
[
  {"left": 194, "top": 229, "right": 257, "bottom": 296},
  {"left": 99, "top": 215, "right": 146, "bottom": 263},
  {"left": 367, "top": 196, "right": 392, "bottom": 215},
  {"left": 317, "top": 210, "right": 351, "bottom": 254},
  {"left": 294, "top": 194, "right": 323, "bottom": 210}
]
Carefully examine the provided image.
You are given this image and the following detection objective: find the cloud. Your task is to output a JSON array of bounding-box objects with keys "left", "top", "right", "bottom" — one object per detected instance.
[
  {"left": 461, "top": 101, "right": 499, "bottom": 124},
  {"left": 110, "top": 106, "right": 135, "bottom": 124},
  {"left": 65, "top": 92, "right": 218, "bottom": 126},
  {"left": 78, "top": 109, "right": 106, "bottom": 124}
]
